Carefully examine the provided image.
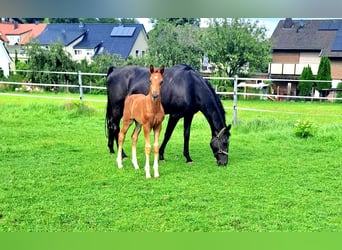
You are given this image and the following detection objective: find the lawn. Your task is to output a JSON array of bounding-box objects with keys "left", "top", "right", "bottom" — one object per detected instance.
[{"left": 0, "top": 93, "right": 341, "bottom": 232}]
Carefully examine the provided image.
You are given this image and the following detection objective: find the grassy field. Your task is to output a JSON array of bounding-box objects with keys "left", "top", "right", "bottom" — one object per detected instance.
[{"left": 0, "top": 93, "right": 341, "bottom": 232}]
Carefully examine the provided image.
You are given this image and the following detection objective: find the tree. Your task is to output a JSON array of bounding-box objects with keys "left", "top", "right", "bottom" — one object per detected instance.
[
  {"left": 200, "top": 18, "right": 271, "bottom": 76},
  {"left": 298, "top": 66, "right": 314, "bottom": 96},
  {"left": 25, "top": 40, "right": 76, "bottom": 89},
  {"left": 315, "top": 56, "right": 332, "bottom": 97},
  {"left": 147, "top": 21, "right": 203, "bottom": 68},
  {"left": 149, "top": 18, "right": 200, "bottom": 28}
]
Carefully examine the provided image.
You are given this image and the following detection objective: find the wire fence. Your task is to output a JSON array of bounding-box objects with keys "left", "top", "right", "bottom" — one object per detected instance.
[{"left": 1, "top": 69, "right": 342, "bottom": 124}]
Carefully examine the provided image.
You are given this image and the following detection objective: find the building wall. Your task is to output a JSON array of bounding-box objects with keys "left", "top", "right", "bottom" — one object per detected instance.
[
  {"left": 64, "top": 35, "right": 87, "bottom": 62},
  {"left": 0, "top": 41, "right": 12, "bottom": 77},
  {"left": 272, "top": 51, "right": 300, "bottom": 63},
  {"left": 129, "top": 30, "right": 148, "bottom": 58},
  {"left": 330, "top": 59, "right": 342, "bottom": 80},
  {"left": 272, "top": 51, "right": 342, "bottom": 80}
]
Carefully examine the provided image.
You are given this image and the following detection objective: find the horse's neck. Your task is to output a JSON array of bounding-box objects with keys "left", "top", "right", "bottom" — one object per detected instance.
[
  {"left": 146, "top": 93, "right": 162, "bottom": 112},
  {"left": 200, "top": 96, "right": 226, "bottom": 136}
]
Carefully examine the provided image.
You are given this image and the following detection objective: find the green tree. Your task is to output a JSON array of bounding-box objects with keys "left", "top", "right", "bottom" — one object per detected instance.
[
  {"left": 201, "top": 18, "right": 271, "bottom": 76},
  {"left": 25, "top": 40, "right": 76, "bottom": 89},
  {"left": 315, "top": 56, "right": 332, "bottom": 97},
  {"left": 149, "top": 18, "right": 200, "bottom": 28},
  {"left": 336, "top": 82, "right": 342, "bottom": 103},
  {"left": 298, "top": 66, "right": 314, "bottom": 96},
  {"left": 147, "top": 21, "right": 203, "bottom": 68}
]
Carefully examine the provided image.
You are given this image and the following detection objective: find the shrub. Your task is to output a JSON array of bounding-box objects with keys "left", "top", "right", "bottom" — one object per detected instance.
[
  {"left": 294, "top": 119, "right": 315, "bottom": 138},
  {"left": 315, "top": 56, "right": 332, "bottom": 97},
  {"left": 298, "top": 66, "right": 314, "bottom": 96},
  {"left": 336, "top": 82, "right": 342, "bottom": 103}
]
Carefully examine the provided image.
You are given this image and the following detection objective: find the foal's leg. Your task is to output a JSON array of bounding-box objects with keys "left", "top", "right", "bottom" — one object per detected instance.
[
  {"left": 143, "top": 126, "right": 152, "bottom": 179},
  {"left": 116, "top": 119, "right": 132, "bottom": 169},
  {"left": 153, "top": 123, "right": 162, "bottom": 178},
  {"left": 131, "top": 122, "right": 142, "bottom": 170}
]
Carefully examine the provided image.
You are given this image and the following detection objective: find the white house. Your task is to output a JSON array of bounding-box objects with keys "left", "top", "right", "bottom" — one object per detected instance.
[{"left": 0, "top": 40, "right": 12, "bottom": 77}]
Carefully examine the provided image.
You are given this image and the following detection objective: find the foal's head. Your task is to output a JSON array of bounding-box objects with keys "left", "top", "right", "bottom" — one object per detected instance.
[{"left": 149, "top": 65, "right": 165, "bottom": 102}]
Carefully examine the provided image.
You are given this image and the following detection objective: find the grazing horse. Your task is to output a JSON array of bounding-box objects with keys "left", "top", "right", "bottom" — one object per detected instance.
[
  {"left": 106, "top": 64, "right": 231, "bottom": 166},
  {"left": 116, "top": 65, "right": 165, "bottom": 178}
]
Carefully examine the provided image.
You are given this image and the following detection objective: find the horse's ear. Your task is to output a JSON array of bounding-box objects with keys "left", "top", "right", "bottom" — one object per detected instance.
[
  {"left": 160, "top": 65, "right": 165, "bottom": 75},
  {"left": 149, "top": 65, "right": 154, "bottom": 73}
]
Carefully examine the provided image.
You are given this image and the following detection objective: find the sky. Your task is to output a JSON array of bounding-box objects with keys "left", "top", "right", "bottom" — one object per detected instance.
[{"left": 136, "top": 18, "right": 281, "bottom": 37}]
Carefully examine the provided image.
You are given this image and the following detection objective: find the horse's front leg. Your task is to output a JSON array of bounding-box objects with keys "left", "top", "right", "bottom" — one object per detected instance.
[
  {"left": 143, "top": 126, "right": 152, "bottom": 179},
  {"left": 159, "top": 114, "right": 181, "bottom": 161},
  {"left": 183, "top": 114, "right": 194, "bottom": 163}
]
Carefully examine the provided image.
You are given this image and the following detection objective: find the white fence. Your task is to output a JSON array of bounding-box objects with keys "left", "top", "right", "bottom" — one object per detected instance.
[{"left": 1, "top": 70, "right": 342, "bottom": 125}]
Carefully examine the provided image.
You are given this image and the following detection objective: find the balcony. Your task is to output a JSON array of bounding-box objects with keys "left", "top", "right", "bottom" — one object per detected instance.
[{"left": 268, "top": 63, "right": 319, "bottom": 76}]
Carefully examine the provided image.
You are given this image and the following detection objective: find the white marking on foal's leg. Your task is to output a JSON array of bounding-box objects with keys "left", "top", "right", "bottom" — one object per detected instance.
[
  {"left": 131, "top": 145, "right": 139, "bottom": 169},
  {"left": 116, "top": 145, "right": 123, "bottom": 169},
  {"left": 144, "top": 153, "right": 151, "bottom": 179},
  {"left": 153, "top": 153, "right": 159, "bottom": 178}
]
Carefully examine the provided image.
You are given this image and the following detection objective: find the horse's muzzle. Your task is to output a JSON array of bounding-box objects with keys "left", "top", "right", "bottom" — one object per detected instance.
[{"left": 152, "top": 92, "right": 159, "bottom": 101}]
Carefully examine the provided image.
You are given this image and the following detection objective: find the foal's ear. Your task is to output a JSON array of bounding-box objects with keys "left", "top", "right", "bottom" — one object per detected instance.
[
  {"left": 160, "top": 65, "right": 165, "bottom": 75},
  {"left": 149, "top": 64, "right": 154, "bottom": 73}
]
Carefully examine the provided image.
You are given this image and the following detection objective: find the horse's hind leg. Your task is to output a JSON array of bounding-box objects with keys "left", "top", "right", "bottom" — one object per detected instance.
[
  {"left": 107, "top": 118, "right": 115, "bottom": 154},
  {"left": 131, "top": 122, "right": 142, "bottom": 170}
]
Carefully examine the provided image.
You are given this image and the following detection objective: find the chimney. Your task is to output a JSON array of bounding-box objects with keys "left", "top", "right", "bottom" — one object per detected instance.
[
  {"left": 283, "top": 18, "right": 293, "bottom": 29},
  {"left": 14, "top": 21, "right": 18, "bottom": 29}
]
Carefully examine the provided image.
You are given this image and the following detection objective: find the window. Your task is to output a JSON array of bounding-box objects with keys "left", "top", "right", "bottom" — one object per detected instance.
[
  {"left": 135, "top": 50, "right": 139, "bottom": 57},
  {"left": 74, "top": 49, "right": 82, "bottom": 55}
]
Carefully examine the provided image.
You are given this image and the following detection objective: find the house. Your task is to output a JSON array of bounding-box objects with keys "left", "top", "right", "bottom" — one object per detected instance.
[
  {"left": 0, "top": 21, "right": 47, "bottom": 62},
  {"left": 0, "top": 38, "right": 12, "bottom": 77},
  {"left": 269, "top": 18, "right": 342, "bottom": 95},
  {"left": 35, "top": 23, "right": 149, "bottom": 62}
]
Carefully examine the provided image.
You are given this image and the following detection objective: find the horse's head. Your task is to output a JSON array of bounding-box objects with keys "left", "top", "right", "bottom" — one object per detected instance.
[
  {"left": 210, "top": 124, "right": 231, "bottom": 166},
  {"left": 149, "top": 65, "right": 165, "bottom": 102}
]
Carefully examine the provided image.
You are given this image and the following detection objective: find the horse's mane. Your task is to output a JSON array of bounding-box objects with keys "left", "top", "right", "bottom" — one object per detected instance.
[{"left": 179, "top": 64, "right": 226, "bottom": 123}]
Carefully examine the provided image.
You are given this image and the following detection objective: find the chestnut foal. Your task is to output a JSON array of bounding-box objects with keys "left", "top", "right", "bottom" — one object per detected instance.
[{"left": 116, "top": 65, "right": 165, "bottom": 178}]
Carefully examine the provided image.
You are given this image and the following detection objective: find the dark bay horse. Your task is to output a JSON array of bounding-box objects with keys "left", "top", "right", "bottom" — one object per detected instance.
[
  {"left": 117, "top": 65, "right": 165, "bottom": 178},
  {"left": 106, "top": 64, "right": 231, "bottom": 166}
]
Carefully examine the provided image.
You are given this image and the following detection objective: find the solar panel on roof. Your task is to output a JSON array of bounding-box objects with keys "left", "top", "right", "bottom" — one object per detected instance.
[
  {"left": 110, "top": 26, "right": 136, "bottom": 37},
  {"left": 319, "top": 22, "right": 341, "bottom": 30},
  {"left": 319, "top": 23, "right": 331, "bottom": 30},
  {"left": 332, "top": 30, "right": 342, "bottom": 51}
]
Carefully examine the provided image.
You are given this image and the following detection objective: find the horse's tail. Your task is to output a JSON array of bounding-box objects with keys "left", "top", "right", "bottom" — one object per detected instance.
[{"left": 105, "top": 65, "right": 116, "bottom": 138}]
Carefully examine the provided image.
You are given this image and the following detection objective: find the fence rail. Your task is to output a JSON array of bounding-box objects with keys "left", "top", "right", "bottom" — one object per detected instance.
[{"left": 1, "top": 70, "right": 342, "bottom": 125}]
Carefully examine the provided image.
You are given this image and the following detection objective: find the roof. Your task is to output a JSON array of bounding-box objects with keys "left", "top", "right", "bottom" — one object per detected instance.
[
  {"left": 35, "top": 23, "right": 147, "bottom": 58},
  {"left": 271, "top": 18, "right": 342, "bottom": 57},
  {"left": 36, "top": 23, "right": 87, "bottom": 46},
  {"left": 0, "top": 22, "right": 47, "bottom": 45}
]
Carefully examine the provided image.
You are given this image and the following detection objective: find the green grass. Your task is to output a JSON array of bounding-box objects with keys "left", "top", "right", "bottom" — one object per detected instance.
[{"left": 0, "top": 93, "right": 341, "bottom": 232}]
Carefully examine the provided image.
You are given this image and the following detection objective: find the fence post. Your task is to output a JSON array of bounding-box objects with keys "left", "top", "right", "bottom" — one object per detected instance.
[
  {"left": 233, "top": 75, "right": 238, "bottom": 125},
  {"left": 78, "top": 71, "right": 83, "bottom": 102}
]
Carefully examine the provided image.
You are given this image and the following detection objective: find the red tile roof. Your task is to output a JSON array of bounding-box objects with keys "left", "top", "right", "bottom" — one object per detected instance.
[{"left": 0, "top": 23, "right": 47, "bottom": 45}]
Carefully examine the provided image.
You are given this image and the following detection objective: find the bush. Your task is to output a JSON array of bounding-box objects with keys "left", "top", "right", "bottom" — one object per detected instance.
[
  {"left": 298, "top": 66, "right": 314, "bottom": 96},
  {"left": 294, "top": 119, "right": 315, "bottom": 138},
  {"left": 336, "top": 82, "right": 342, "bottom": 103}
]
